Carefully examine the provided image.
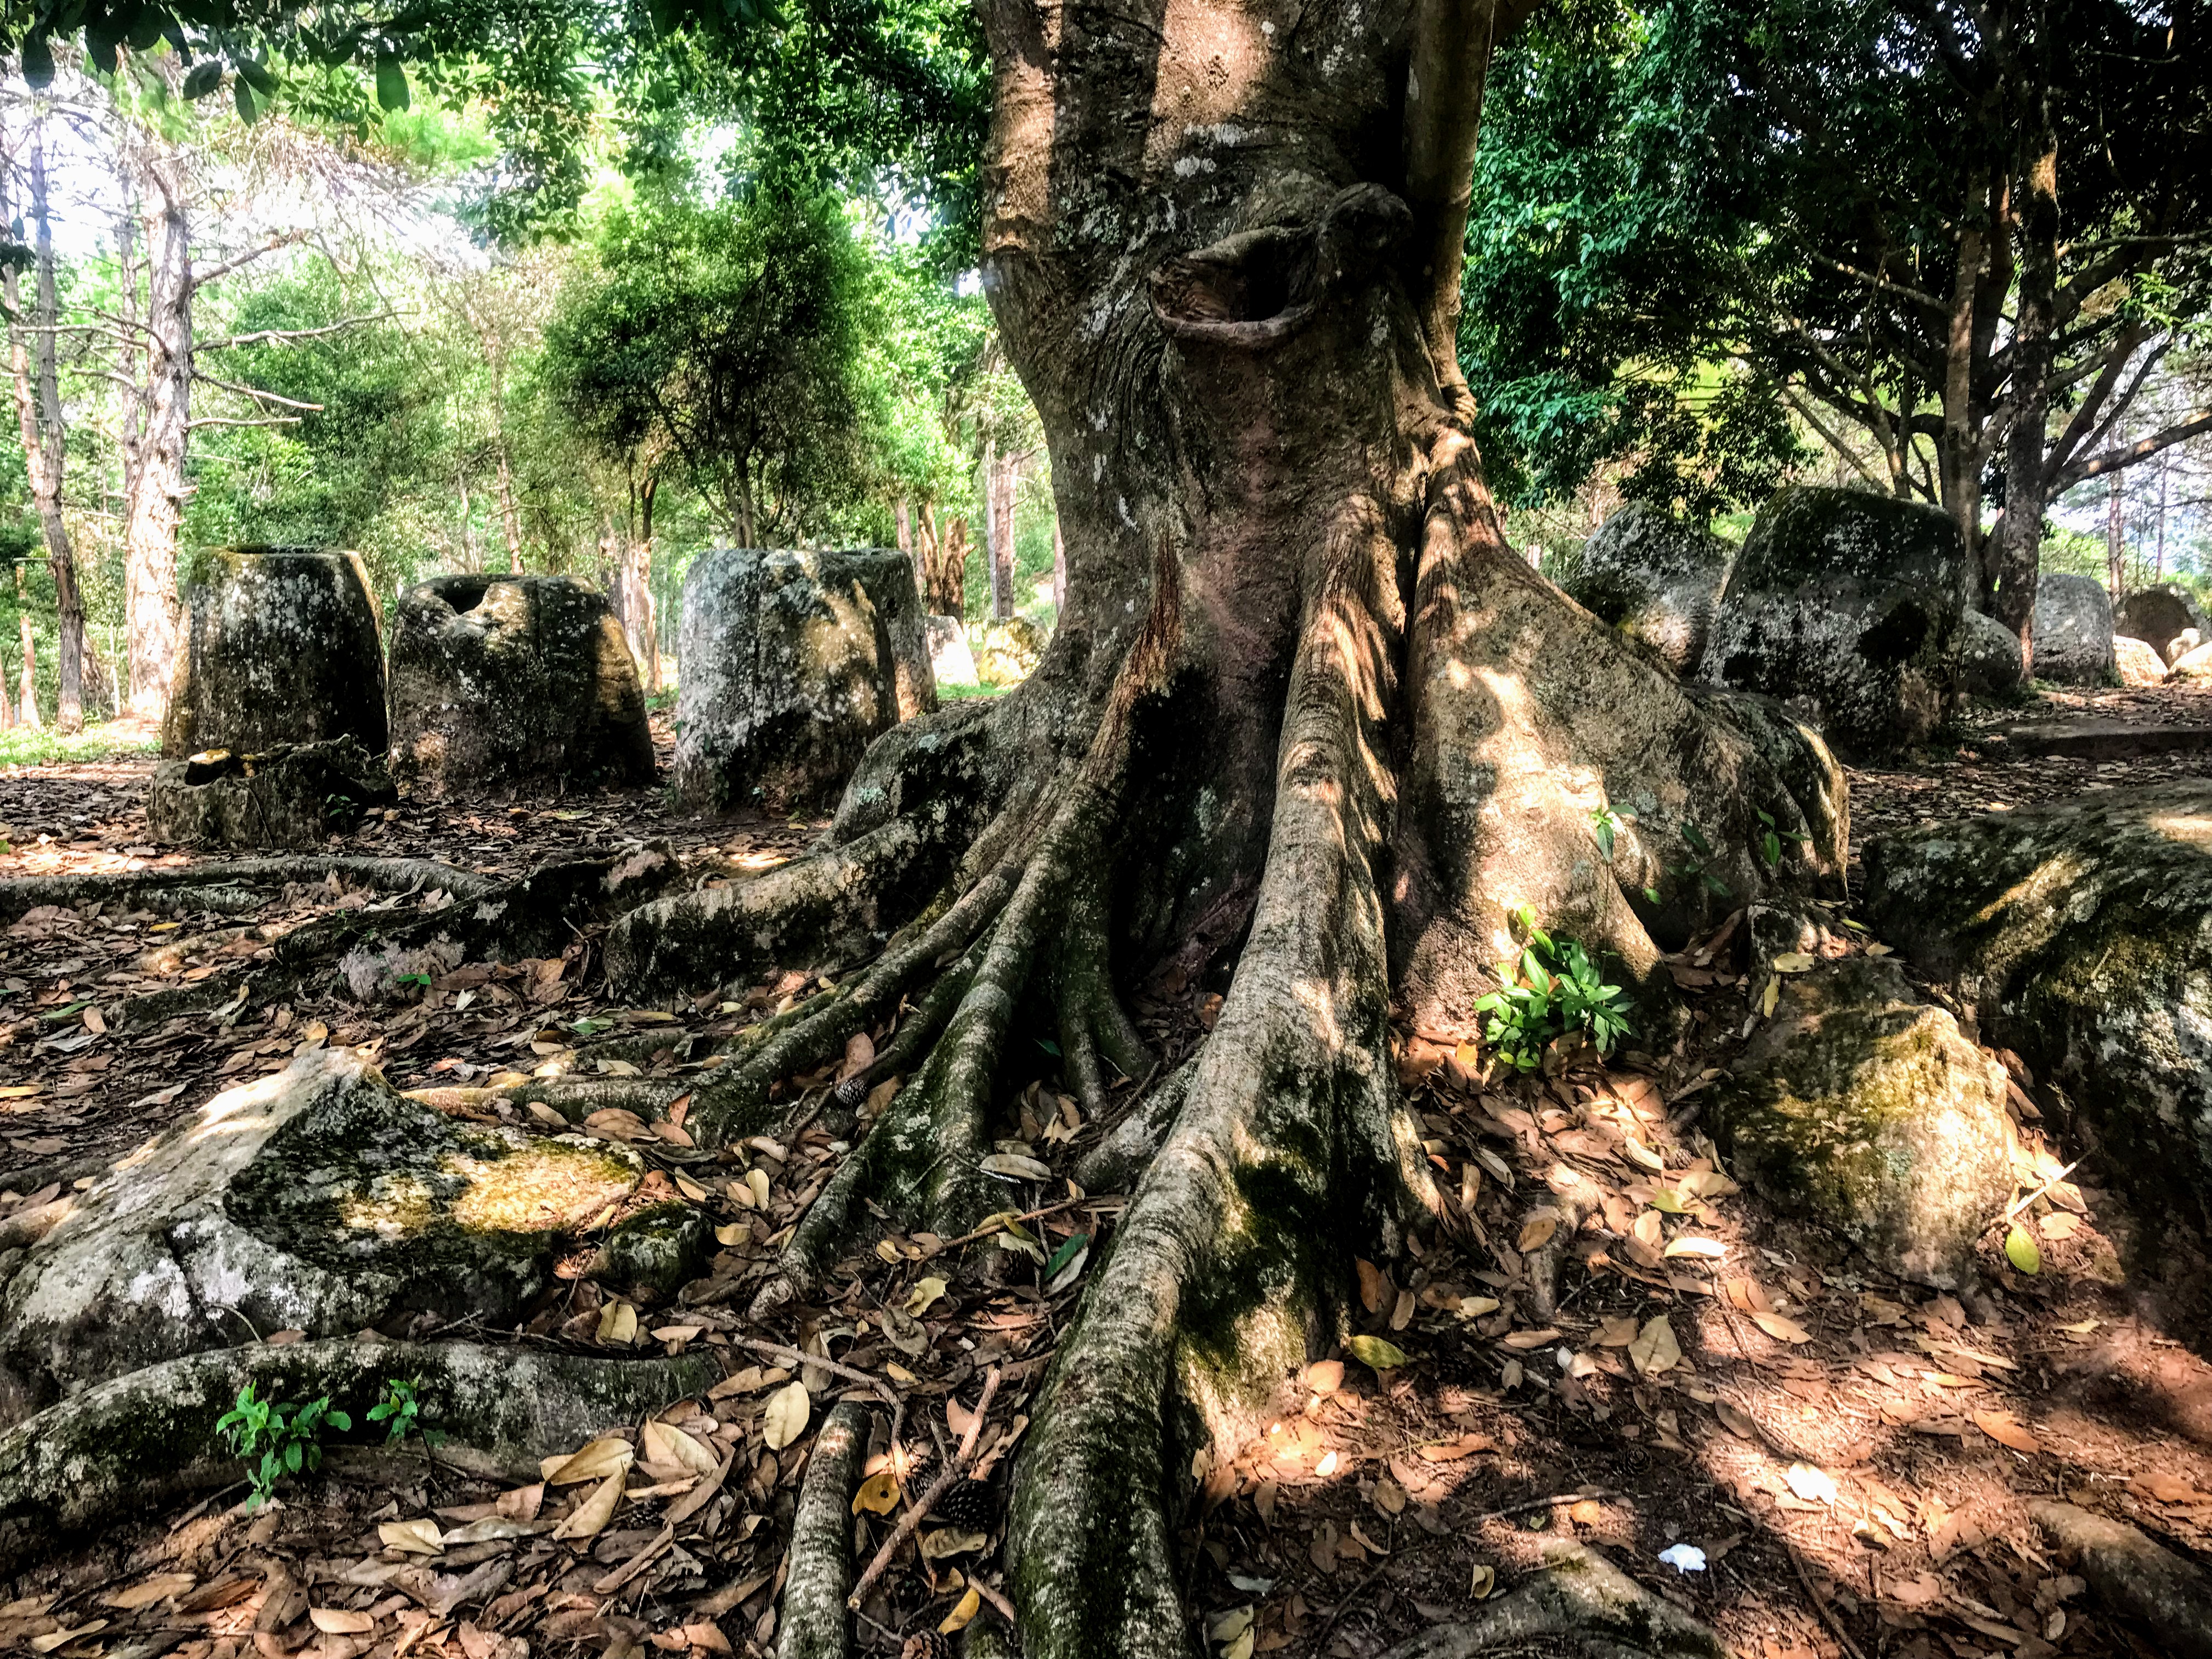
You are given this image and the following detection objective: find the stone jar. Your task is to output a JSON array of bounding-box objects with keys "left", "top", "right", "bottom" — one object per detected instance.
[
  {"left": 674, "top": 549, "right": 936, "bottom": 814},
  {"left": 388, "top": 574, "right": 654, "bottom": 797},
  {"left": 159, "top": 548, "right": 387, "bottom": 759}
]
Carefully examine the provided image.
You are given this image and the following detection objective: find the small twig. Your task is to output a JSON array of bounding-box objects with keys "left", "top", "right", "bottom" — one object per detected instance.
[
  {"left": 970, "top": 1576, "right": 1018, "bottom": 1626},
  {"left": 1788, "top": 1539, "right": 1870, "bottom": 1659},
  {"left": 736, "top": 1338, "right": 902, "bottom": 1409},
  {"left": 848, "top": 1365, "right": 1003, "bottom": 1611},
  {"left": 206, "top": 1302, "right": 264, "bottom": 1342},
  {"left": 1460, "top": 1487, "right": 1623, "bottom": 1527},
  {"left": 928, "top": 1195, "right": 1120, "bottom": 1254},
  {"left": 1996, "top": 1161, "right": 2080, "bottom": 1227}
]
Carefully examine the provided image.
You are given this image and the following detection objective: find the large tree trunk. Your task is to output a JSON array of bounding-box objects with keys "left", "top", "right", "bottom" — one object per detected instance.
[
  {"left": 12, "top": 565, "right": 37, "bottom": 731},
  {"left": 65, "top": 2, "right": 1837, "bottom": 1650},
  {"left": 4, "top": 126, "right": 84, "bottom": 733},
  {"left": 594, "top": 1, "right": 1841, "bottom": 1652},
  {"left": 122, "top": 153, "right": 191, "bottom": 721},
  {"left": 1995, "top": 136, "right": 2059, "bottom": 668}
]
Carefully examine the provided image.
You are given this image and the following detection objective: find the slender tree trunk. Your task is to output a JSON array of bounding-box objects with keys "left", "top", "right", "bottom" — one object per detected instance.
[
  {"left": 13, "top": 565, "right": 38, "bottom": 730},
  {"left": 981, "top": 438, "right": 1011, "bottom": 619},
  {"left": 121, "top": 153, "right": 192, "bottom": 720},
  {"left": 1052, "top": 515, "right": 1066, "bottom": 614},
  {"left": 3, "top": 128, "right": 84, "bottom": 732},
  {"left": 2106, "top": 471, "right": 2125, "bottom": 599},
  {"left": 2156, "top": 458, "right": 2169, "bottom": 582},
  {"left": 1942, "top": 221, "right": 1986, "bottom": 594},
  {"left": 495, "top": 444, "right": 523, "bottom": 573},
  {"left": 1996, "top": 135, "right": 2059, "bottom": 673}
]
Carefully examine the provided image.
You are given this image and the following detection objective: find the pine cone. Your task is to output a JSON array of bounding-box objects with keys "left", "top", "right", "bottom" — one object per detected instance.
[
  {"left": 931, "top": 1477, "right": 997, "bottom": 1531},
  {"left": 900, "top": 1634, "right": 953, "bottom": 1659}
]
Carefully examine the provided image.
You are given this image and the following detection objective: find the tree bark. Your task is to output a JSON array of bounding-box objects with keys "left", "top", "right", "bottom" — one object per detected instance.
[
  {"left": 2107, "top": 471, "right": 2125, "bottom": 600},
  {"left": 12, "top": 565, "right": 37, "bottom": 731},
  {"left": 982, "top": 437, "right": 1014, "bottom": 620},
  {"left": 122, "top": 151, "right": 192, "bottom": 721},
  {"left": 1995, "top": 135, "right": 2059, "bottom": 669},
  {"left": 3, "top": 125, "right": 84, "bottom": 732}
]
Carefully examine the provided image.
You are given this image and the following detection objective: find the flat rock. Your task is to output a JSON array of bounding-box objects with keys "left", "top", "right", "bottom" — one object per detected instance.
[
  {"left": 160, "top": 548, "right": 387, "bottom": 759},
  {"left": 674, "top": 549, "right": 936, "bottom": 812},
  {"left": 1863, "top": 782, "right": 2212, "bottom": 1234},
  {"left": 1977, "top": 720, "right": 2212, "bottom": 760},
  {"left": 2030, "top": 574, "right": 2116, "bottom": 685},
  {"left": 1699, "top": 487, "right": 1967, "bottom": 759},
  {"left": 389, "top": 574, "right": 654, "bottom": 797},
  {"left": 1711, "top": 956, "right": 2013, "bottom": 1286},
  {"left": 0, "top": 1047, "right": 644, "bottom": 1424},
  {"left": 145, "top": 735, "right": 396, "bottom": 850},
  {"left": 1559, "top": 501, "right": 1735, "bottom": 675}
]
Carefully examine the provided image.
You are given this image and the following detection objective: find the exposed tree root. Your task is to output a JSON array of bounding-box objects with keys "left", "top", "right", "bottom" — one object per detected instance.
[
  {"left": 1373, "top": 1543, "right": 1725, "bottom": 1658},
  {"left": 1005, "top": 502, "right": 1436, "bottom": 1659},
  {"left": 1074, "top": 1056, "right": 1197, "bottom": 1195},
  {"left": 103, "top": 844, "right": 683, "bottom": 1031},
  {"left": 781, "top": 1400, "right": 873, "bottom": 1659},
  {"left": 0, "top": 1336, "right": 717, "bottom": 1572},
  {"left": 0, "top": 855, "right": 505, "bottom": 924}
]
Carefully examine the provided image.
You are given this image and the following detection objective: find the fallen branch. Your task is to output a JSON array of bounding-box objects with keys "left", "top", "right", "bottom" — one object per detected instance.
[
  {"left": 848, "top": 1364, "right": 1002, "bottom": 1610},
  {"left": 1787, "top": 1539, "right": 1869, "bottom": 1659}
]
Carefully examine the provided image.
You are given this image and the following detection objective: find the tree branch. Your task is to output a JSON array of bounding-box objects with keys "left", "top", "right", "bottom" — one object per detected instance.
[
  {"left": 187, "top": 414, "right": 303, "bottom": 430},
  {"left": 200, "top": 311, "right": 400, "bottom": 350},
  {"left": 188, "top": 230, "right": 309, "bottom": 294},
  {"left": 2056, "top": 411, "right": 2212, "bottom": 492},
  {"left": 1778, "top": 382, "right": 1891, "bottom": 492},
  {"left": 190, "top": 370, "right": 323, "bottom": 412}
]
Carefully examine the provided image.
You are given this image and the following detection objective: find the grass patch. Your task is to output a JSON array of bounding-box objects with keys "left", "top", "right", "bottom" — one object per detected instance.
[
  {"left": 938, "top": 681, "right": 1011, "bottom": 701},
  {"left": 0, "top": 721, "right": 160, "bottom": 768}
]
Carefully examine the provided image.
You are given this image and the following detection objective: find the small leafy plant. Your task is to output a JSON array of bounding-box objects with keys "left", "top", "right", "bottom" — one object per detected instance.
[
  {"left": 1753, "top": 808, "right": 1813, "bottom": 869},
  {"left": 216, "top": 1384, "right": 352, "bottom": 1509},
  {"left": 1645, "top": 822, "right": 1733, "bottom": 905},
  {"left": 366, "top": 1376, "right": 444, "bottom": 1447},
  {"left": 1589, "top": 804, "right": 1623, "bottom": 860},
  {"left": 1474, "top": 907, "right": 1634, "bottom": 1070}
]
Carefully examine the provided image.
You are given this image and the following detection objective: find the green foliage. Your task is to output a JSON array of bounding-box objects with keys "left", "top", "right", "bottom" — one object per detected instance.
[
  {"left": 1474, "top": 906, "right": 1634, "bottom": 1070},
  {"left": 544, "top": 185, "right": 878, "bottom": 544},
  {"left": 366, "top": 1376, "right": 445, "bottom": 1446},
  {"left": 1463, "top": 0, "right": 2212, "bottom": 521},
  {"left": 1589, "top": 804, "right": 1622, "bottom": 860},
  {"left": 215, "top": 1383, "right": 352, "bottom": 1509},
  {"left": 1753, "top": 807, "right": 1811, "bottom": 870}
]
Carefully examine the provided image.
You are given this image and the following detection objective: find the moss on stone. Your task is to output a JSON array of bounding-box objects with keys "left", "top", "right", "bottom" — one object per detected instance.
[
  {"left": 1864, "top": 782, "right": 2212, "bottom": 1234},
  {"left": 1712, "top": 958, "right": 2012, "bottom": 1286}
]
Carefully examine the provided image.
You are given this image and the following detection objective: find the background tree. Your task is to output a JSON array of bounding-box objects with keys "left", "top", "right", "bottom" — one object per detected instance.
[
  {"left": 543, "top": 184, "right": 876, "bottom": 548},
  {"left": 1464, "top": 0, "right": 2212, "bottom": 666}
]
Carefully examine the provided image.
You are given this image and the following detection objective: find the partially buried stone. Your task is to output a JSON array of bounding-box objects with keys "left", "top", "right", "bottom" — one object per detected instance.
[
  {"left": 926, "top": 613, "right": 980, "bottom": 687},
  {"left": 1863, "top": 782, "right": 2212, "bottom": 1237},
  {"left": 2115, "top": 586, "right": 2203, "bottom": 662},
  {"left": 2115, "top": 635, "right": 2169, "bottom": 686},
  {"left": 0, "top": 1046, "right": 642, "bottom": 1425},
  {"left": 145, "top": 734, "right": 396, "bottom": 850},
  {"left": 970, "top": 616, "right": 1048, "bottom": 686},
  {"left": 388, "top": 574, "right": 654, "bottom": 797},
  {"left": 2029, "top": 573, "right": 2117, "bottom": 686},
  {"left": 1956, "top": 608, "right": 2024, "bottom": 699},
  {"left": 1699, "top": 487, "right": 1967, "bottom": 760},
  {"left": 1559, "top": 501, "right": 1734, "bottom": 675},
  {"left": 1710, "top": 955, "right": 2013, "bottom": 1288},
  {"left": 160, "top": 548, "right": 387, "bottom": 759}
]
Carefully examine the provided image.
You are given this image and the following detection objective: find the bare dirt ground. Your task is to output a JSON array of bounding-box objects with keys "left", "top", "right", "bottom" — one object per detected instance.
[{"left": 1, "top": 689, "right": 2208, "bottom": 1659}]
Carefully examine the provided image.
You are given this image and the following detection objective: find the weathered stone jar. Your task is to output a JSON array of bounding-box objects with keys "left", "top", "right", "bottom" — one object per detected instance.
[
  {"left": 387, "top": 574, "right": 654, "bottom": 797},
  {"left": 1699, "top": 487, "right": 1968, "bottom": 760},
  {"left": 1559, "top": 501, "right": 1735, "bottom": 675},
  {"left": 159, "top": 547, "right": 388, "bottom": 758},
  {"left": 674, "top": 549, "right": 935, "bottom": 813}
]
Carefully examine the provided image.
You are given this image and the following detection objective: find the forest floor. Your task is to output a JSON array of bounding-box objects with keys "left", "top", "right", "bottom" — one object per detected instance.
[{"left": 0, "top": 687, "right": 2209, "bottom": 1659}]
